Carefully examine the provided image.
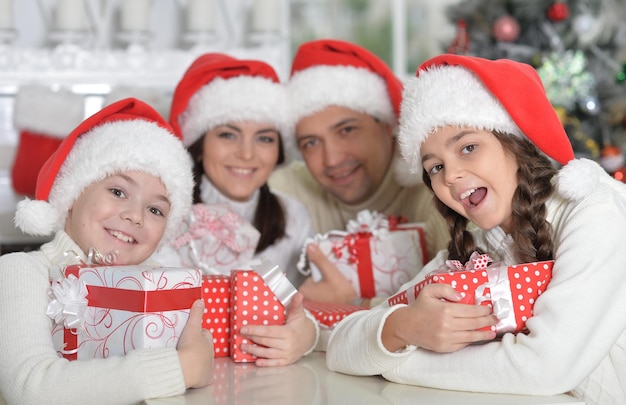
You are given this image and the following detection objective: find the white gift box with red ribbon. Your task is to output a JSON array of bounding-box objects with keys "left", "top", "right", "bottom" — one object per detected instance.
[
  {"left": 298, "top": 210, "right": 428, "bottom": 299},
  {"left": 48, "top": 265, "right": 202, "bottom": 360}
]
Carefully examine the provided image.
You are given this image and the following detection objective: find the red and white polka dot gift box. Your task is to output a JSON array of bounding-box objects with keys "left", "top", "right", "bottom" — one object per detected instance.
[
  {"left": 201, "top": 274, "right": 231, "bottom": 357},
  {"left": 230, "top": 260, "right": 297, "bottom": 363},
  {"left": 302, "top": 300, "right": 368, "bottom": 328},
  {"left": 388, "top": 252, "right": 554, "bottom": 335}
]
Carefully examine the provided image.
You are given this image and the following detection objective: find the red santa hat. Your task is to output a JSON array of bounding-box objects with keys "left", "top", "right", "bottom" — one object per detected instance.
[
  {"left": 14, "top": 98, "right": 194, "bottom": 246},
  {"left": 168, "top": 53, "right": 288, "bottom": 148},
  {"left": 398, "top": 54, "right": 575, "bottom": 173},
  {"left": 288, "top": 39, "right": 403, "bottom": 128}
]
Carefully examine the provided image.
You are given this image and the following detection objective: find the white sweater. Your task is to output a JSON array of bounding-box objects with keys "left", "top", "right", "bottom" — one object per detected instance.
[
  {"left": 326, "top": 161, "right": 626, "bottom": 405},
  {"left": 0, "top": 232, "right": 186, "bottom": 405}
]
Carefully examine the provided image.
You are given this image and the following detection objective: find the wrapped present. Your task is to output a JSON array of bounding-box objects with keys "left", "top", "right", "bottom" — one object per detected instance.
[
  {"left": 297, "top": 210, "right": 428, "bottom": 299},
  {"left": 171, "top": 203, "right": 260, "bottom": 275},
  {"left": 201, "top": 274, "right": 231, "bottom": 357},
  {"left": 303, "top": 300, "right": 368, "bottom": 328},
  {"left": 48, "top": 265, "right": 202, "bottom": 360},
  {"left": 388, "top": 252, "right": 554, "bottom": 335},
  {"left": 230, "top": 260, "right": 297, "bottom": 363}
]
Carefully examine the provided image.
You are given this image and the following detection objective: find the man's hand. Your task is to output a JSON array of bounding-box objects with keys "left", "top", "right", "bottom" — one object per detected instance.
[{"left": 298, "top": 244, "right": 358, "bottom": 304}]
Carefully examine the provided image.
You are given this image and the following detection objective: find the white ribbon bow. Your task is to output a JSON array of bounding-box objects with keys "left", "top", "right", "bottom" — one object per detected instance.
[{"left": 46, "top": 274, "right": 88, "bottom": 329}]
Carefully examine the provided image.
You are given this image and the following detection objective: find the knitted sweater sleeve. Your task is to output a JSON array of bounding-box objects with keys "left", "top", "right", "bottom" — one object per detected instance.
[
  {"left": 0, "top": 252, "right": 187, "bottom": 405},
  {"left": 327, "top": 185, "right": 626, "bottom": 401}
]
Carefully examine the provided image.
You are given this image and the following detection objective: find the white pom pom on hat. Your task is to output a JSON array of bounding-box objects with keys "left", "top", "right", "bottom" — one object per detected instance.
[
  {"left": 398, "top": 54, "right": 575, "bottom": 176},
  {"left": 14, "top": 98, "right": 194, "bottom": 246}
]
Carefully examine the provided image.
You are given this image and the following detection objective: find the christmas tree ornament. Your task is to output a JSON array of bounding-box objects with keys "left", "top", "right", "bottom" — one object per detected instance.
[
  {"left": 538, "top": 50, "right": 595, "bottom": 111},
  {"left": 578, "top": 95, "right": 601, "bottom": 116},
  {"left": 547, "top": 2, "right": 570, "bottom": 22},
  {"left": 447, "top": 19, "right": 470, "bottom": 55},
  {"left": 492, "top": 15, "right": 520, "bottom": 43},
  {"left": 599, "top": 145, "right": 625, "bottom": 173}
]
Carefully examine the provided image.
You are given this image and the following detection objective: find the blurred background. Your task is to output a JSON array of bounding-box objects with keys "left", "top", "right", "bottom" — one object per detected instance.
[{"left": 1, "top": 0, "right": 625, "bottom": 253}]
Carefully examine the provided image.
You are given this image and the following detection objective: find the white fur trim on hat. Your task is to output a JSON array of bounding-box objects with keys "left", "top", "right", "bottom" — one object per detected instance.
[
  {"left": 288, "top": 65, "right": 396, "bottom": 128},
  {"left": 13, "top": 85, "right": 85, "bottom": 138},
  {"left": 398, "top": 65, "right": 523, "bottom": 174},
  {"left": 180, "top": 75, "right": 288, "bottom": 147},
  {"left": 15, "top": 120, "right": 193, "bottom": 246}
]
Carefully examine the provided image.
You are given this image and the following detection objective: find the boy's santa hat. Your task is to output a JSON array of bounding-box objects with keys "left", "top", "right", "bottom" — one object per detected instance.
[
  {"left": 11, "top": 85, "right": 85, "bottom": 197},
  {"left": 14, "top": 98, "right": 193, "bottom": 246},
  {"left": 169, "top": 53, "right": 288, "bottom": 148},
  {"left": 288, "top": 39, "right": 403, "bottom": 128}
]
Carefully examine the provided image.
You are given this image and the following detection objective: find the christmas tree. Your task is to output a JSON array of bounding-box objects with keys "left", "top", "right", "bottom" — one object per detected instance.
[{"left": 445, "top": 0, "right": 626, "bottom": 181}]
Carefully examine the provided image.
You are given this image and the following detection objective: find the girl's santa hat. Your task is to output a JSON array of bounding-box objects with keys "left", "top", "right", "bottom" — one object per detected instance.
[
  {"left": 168, "top": 53, "right": 288, "bottom": 148},
  {"left": 288, "top": 39, "right": 403, "bottom": 128},
  {"left": 14, "top": 98, "right": 194, "bottom": 246},
  {"left": 398, "top": 54, "right": 611, "bottom": 201}
]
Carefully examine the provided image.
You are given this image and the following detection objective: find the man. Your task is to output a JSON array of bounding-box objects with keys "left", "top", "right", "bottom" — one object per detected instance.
[{"left": 269, "top": 39, "right": 449, "bottom": 303}]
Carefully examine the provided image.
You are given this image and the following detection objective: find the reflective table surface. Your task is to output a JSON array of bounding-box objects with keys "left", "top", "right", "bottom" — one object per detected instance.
[{"left": 145, "top": 352, "right": 585, "bottom": 405}]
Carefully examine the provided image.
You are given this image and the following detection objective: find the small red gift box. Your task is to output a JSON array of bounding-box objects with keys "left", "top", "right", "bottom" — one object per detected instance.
[
  {"left": 303, "top": 300, "right": 368, "bottom": 328},
  {"left": 388, "top": 253, "right": 553, "bottom": 335},
  {"left": 298, "top": 210, "right": 428, "bottom": 299},
  {"left": 201, "top": 274, "right": 231, "bottom": 357},
  {"left": 230, "top": 260, "right": 297, "bottom": 363},
  {"left": 49, "top": 265, "right": 201, "bottom": 360}
]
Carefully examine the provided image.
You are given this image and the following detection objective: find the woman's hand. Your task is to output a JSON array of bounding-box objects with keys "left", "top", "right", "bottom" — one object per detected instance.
[
  {"left": 298, "top": 244, "right": 358, "bottom": 304},
  {"left": 382, "top": 283, "right": 498, "bottom": 353},
  {"left": 239, "top": 292, "right": 317, "bottom": 367},
  {"left": 177, "top": 299, "right": 214, "bottom": 388}
]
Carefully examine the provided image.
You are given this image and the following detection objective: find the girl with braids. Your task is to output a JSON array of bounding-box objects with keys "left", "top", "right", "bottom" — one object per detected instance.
[
  {"left": 155, "top": 54, "right": 318, "bottom": 367},
  {"left": 326, "top": 55, "right": 626, "bottom": 405}
]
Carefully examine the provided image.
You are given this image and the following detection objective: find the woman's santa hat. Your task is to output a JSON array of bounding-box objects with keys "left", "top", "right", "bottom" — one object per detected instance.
[
  {"left": 168, "top": 53, "right": 288, "bottom": 148},
  {"left": 398, "top": 54, "right": 612, "bottom": 201},
  {"left": 288, "top": 39, "right": 403, "bottom": 128},
  {"left": 14, "top": 98, "right": 194, "bottom": 246}
]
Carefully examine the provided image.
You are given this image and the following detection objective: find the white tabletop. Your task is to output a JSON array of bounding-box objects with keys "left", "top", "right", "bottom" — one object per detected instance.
[{"left": 145, "top": 352, "right": 585, "bottom": 405}]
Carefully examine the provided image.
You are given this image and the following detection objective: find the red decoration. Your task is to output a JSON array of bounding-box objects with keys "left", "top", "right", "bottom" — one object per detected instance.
[
  {"left": 612, "top": 167, "right": 626, "bottom": 183},
  {"left": 547, "top": 2, "right": 570, "bottom": 22},
  {"left": 447, "top": 19, "right": 470, "bottom": 54},
  {"left": 492, "top": 15, "right": 521, "bottom": 42}
]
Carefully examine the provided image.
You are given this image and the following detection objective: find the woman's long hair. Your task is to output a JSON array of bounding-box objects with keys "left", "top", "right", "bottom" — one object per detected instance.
[
  {"left": 187, "top": 131, "right": 286, "bottom": 254},
  {"left": 423, "top": 131, "right": 557, "bottom": 263}
]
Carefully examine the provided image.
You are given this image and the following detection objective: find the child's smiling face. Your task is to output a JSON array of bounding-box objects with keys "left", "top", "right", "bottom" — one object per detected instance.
[
  {"left": 421, "top": 126, "right": 519, "bottom": 234},
  {"left": 64, "top": 171, "right": 171, "bottom": 265}
]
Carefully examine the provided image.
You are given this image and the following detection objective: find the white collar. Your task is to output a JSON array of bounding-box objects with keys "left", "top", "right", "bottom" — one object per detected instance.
[{"left": 199, "top": 175, "right": 259, "bottom": 223}]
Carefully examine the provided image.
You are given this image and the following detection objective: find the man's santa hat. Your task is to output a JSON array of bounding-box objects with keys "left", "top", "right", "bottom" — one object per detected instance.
[
  {"left": 168, "top": 53, "right": 288, "bottom": 149},
  {"left": 14, "top": 98, "right": 193, "bottom": 246},
  {"left": 288, "top": 39, "right": 412, "bottom": 182},
  {"left": 398, "top": 54, "right": 608, "bottom": 201},
  {"left": 288, "top": 39, "right": 403, "bottom": 128}
]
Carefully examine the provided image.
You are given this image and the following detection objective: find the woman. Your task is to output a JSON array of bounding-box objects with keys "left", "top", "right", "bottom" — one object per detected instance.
[{"left": 155, "top": 53, "right": 318, "bottom": 367}]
